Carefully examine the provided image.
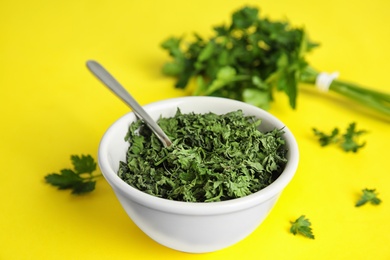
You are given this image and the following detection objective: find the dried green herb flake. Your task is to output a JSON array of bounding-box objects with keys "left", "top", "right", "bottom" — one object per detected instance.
[{"left": 118, "top": 109, "right": 288, "bottom": 202}]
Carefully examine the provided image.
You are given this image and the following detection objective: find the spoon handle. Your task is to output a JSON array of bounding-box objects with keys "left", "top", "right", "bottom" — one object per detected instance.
[{"left": 86, "top": 60, "right": 172, "bottom": 147}]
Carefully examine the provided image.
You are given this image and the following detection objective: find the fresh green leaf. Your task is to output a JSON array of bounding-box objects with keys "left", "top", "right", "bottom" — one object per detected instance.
[
  {"left": 160, "top": 37, "right": 183, "bottom": 58},
  {"left": 205, "top": 66, "right": 238, "bottom": 94},
  {"left": 71, "top": 181, "right": 96, "bottom": 195},
  {"left": 312, "top": 122, "right": 367, "bottom": 152},
  {"left": 231, "top": 6, "right": 259, "bottom": 29},
  {"left": 355, "top": 188, "right": 382, "bottom": 207},
  {"left": 45, "top": 155, "right": 101, "bottom": 195},
  {"left": 290, "top": 215, "right": 315, "bottom": 239},
  {"left": 118, "top": 109, "right": 288, "bottom": 202},
  {"left": 242, "top": 88, "right": 271, "bottom": 110},
  {"left": 44, "top": 169, "right": 83, "bottom": 190},
  {"left": 71, "top": 154, "right": 96, "bottom": 174},
  {"left": 161, "top": 62, "right": 183, "bottom": 76},
  {"left": 312, "top": 127, "right": 339, "bottom": 147},
  {"left": 341, "top": 122, "right": 367, "bottom": 153},
  {"left": 197, "top": 41, "right": 216, "bottom": 62}
]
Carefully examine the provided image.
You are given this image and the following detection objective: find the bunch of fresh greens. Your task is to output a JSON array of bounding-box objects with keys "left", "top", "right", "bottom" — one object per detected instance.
[
  {"left": 118, "top": 109, "right": 287, "bottom": 202},
  {"left": 161, "top": 6, "right": 390, "bottom": 116},
  {"left": 312, "top": 122, "right": 367, "bottom": 153},
  {"left": 45, "top": 155, "right": 101, "bottom": 194}
]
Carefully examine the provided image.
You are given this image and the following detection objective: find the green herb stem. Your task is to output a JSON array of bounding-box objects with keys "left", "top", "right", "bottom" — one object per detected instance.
[
  {"left": 301, "top": 67, "right": 390, "bottom": 116},
  {"left": 83, "top": 173, "right": 103, "bottom": 181},
  {"left": 331, "top": 81, "right": 390, "bottom": 116}
]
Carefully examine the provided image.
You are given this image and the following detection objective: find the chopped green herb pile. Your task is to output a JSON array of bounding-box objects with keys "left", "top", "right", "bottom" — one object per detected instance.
[
  {"left": 118, "top": 109, "right": 288, "bottom": 202},
  {"left": 45, "top": 155, "right": 101, "bottom": 194},
  {"left": 312, "top": 122, "right": 367, "bottom": 153},
  {"left": 161, "top": 6, "right": 390, "bottom": 116},
  {"left": 290, "top": 215, "right": 315, "bottom": 239},
  {"left": 355, "top": 188, "right": 382, "bottom": 207}
]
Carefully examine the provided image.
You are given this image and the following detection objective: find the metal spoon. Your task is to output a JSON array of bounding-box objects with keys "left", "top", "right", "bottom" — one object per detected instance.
[{"left": 86, "top": 60, "right": 172, "bottom": 147}]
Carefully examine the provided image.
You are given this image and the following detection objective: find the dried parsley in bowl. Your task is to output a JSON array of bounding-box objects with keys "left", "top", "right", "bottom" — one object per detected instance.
[{"left": 118, "top": 109, "right": 287, "bottom": 202}]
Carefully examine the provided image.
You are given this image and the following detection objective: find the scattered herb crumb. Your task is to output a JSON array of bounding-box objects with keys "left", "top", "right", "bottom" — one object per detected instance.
[
  {"left": 44, "top": 155, "right": 101, "bottom": 194},
  {"left": 290, "top": 215, "right": 315, "bottom": 239},
  {"left": 118, "top": 109, "right": 288, "bottom": 202},
  {"left": 355, "top": 188, "right": 382, "bottom": 207},
  {"left": 312, "top": 122, "right": 367, "bottom": 152}
]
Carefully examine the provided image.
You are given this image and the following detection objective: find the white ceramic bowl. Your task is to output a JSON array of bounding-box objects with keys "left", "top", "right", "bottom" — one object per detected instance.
[{"left": 98, "top": 96, "right": 299, "bottom": 253}]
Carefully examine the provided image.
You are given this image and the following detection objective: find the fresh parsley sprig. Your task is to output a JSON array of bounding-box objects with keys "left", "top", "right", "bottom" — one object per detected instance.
[
  {"left": 312, "top": 122, "right": 367, "bottom": 152},
  {"left": 290, "top": 215, "right": 315, "bottom": 239},
  {"left": 355, "top": 188, "right": 382, "bottom": 207},
  {"left": 161, "top": 6, "right": 390, "bottom": 116},
  {"left": 45, "top": 155, "right": 102, "bottom": 194}
]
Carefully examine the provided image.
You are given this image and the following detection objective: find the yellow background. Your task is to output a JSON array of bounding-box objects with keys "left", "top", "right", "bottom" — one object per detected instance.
[{"left": 1, "top": 0, "right": 389, "bottom": 259}]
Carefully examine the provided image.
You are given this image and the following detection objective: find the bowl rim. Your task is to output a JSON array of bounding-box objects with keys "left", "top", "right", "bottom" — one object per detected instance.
[{"left": 98, "top": 96, "right": 299, "bottom": 216}]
